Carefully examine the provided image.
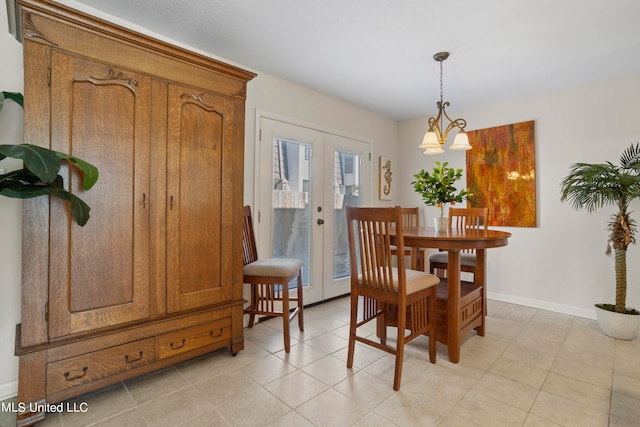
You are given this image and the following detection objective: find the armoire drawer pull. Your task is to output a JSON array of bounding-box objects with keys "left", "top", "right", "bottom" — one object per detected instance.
[
  {"left": 47, "top": 338, "right": 156, "bottom": 394},
  {"left": 124, "top": 351, "right": 144, "bottom": 363},
  {"left": 64, "top": 367, "right": 88, "bottom": 381},
  {"left": 157, "top": 319, "right": 231, "bottom": 360},
  {"left": 170, "top": 339, "right": 186, "bottom": 350}
]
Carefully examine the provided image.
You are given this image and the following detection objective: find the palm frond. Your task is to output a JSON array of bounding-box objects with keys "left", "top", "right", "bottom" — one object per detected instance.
[
  {"left": 620, "top": 142, "right": 640, "bottom": 169},
  {"left": 560, "top": 162, "right": 621, "bottom": 213}
]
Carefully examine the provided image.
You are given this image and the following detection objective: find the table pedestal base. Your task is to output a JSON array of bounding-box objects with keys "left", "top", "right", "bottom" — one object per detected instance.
[{"left": 435, "top": 279, "right": 485, "bottom": 358}]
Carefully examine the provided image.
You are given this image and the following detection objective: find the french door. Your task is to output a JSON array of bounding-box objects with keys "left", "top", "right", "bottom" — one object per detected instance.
[{"left": 256, "top": 117, "right": 370, "bottom": 304}]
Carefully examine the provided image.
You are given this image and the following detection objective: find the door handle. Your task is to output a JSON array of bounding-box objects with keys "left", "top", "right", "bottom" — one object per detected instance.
[{"left": 317, "top": 219, "right": 325, "bottom": 225}]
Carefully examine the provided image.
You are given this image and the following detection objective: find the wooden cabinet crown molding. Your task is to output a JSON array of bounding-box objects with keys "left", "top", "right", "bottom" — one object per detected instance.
[{"left": 18, "top": 0, "right": 256, "bottom": 94}]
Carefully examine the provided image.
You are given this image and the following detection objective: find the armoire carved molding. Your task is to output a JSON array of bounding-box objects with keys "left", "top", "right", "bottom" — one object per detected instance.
[{"left": 14, "top": 1, "right": 255, "bottom": 425}]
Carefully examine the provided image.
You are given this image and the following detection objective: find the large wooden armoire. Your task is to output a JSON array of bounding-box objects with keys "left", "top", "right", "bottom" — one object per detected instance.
[{"left": 14, "top": 1, "right": 255, "bottom": 425}]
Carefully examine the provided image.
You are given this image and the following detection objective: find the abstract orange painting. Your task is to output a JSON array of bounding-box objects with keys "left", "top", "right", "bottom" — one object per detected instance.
[{"left": 465, "top": 121, "right": 536, "bottom": 227}]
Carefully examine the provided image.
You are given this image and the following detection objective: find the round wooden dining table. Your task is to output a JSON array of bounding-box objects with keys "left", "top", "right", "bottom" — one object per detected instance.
[{"left": 392, "top": 226, "right": 511, "bottom": 363}]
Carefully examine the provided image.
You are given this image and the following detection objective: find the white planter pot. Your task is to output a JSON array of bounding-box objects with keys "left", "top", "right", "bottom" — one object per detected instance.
[
  {"left": 595, "top": 305, "right": 640, "bottom": 340},
  {"left": 433, "top": 217, "right": 448, "bottom": 232}
]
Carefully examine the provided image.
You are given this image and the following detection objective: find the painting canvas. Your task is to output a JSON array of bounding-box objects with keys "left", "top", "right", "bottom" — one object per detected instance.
[
  {"left": 379, "top": 156, "right": 392, "bottom": 200},
  {"left": 466, "top": 121, "right": 536, "bottom": 227}
]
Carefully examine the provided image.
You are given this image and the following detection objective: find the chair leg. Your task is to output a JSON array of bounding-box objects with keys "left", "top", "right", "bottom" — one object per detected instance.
[
  {"left": 296, "top": 272, "right": 304, "bottom": 332},
  {"left": 393, "top": 305, "right": 407, "bottom": 391},
  {"left": 429, "top": 264, "right": 444, "bottom": 278},
  {"left": 476, "top": 299, "right": 486, "bottom": 337},
  {"left": 247, "top": 284, "right": 257, "bottom": 328},
  {"left": 346, "top": 293, "right": 359, "bottom": 369},
  {"left": 281, "top": 281, "right": 291, "bottom": 353},
  {"left": 377, "top": 303, "right": 387, "bottom": 345},
  {"left": 428, "top": 292, "right": 437, "bottom": 364},
  {"left": 417, "top": 251, "right": 425, "bottom": 272}
]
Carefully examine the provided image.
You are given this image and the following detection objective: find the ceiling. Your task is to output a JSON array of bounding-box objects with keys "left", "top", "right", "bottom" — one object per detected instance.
[{"left": 65, "top": 0, "right": 640, "bottom": 121}]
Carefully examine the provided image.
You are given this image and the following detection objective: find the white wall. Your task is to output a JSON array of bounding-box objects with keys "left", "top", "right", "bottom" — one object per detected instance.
[
  {"left": 0, "top": 3, "right": 24, "bottom": 401},
  {"left": 398, "top": 72, "right": 640, "bottom": 318},
  {"left": 243, "top": 73, "right": 398, "bottom": 207}
]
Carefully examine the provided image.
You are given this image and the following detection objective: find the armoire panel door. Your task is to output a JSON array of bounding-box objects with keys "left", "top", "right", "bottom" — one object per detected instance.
[
  {"left": 166, "top": 84, "right": 235, "bottom": 313},
  {"left": 48, "top": 51, "right": 152, "bottom": 338}
]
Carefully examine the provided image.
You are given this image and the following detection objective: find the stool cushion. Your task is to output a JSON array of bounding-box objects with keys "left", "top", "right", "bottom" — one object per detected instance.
[
  {"left": 359, "top": 268, "right": 439, "bottom": 295},
  {"left": 427, "top": 252, "right": 477, "bottom": 267},
  {"left": 243, "top": 258, "right": 304, "bottom": 277}
]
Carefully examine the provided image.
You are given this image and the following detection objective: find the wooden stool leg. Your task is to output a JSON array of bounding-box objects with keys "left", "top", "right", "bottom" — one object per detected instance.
[
  {"left": 393, "top": 306, "right": 407, "bottom": 391},
  {"left": 346, "top": 293, "right": 359, "bottom": 369},
  {"left": 282, "top": 281, "right": 291, "bottom": 353},
  {"left": 248, "top": 284, "right": 257, "bottom": 327},
  {"left": 428, "top": 291, "right": 437, "bottom": 363},
  {"left": 296, "top": 272, "right": 304, "bottom": 331},
  {"left": 378, "top": 302, "right": 387, "bottom": 345}
]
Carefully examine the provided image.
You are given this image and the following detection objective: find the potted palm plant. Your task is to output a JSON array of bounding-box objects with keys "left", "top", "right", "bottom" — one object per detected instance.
[
  {"left": 412, "top": 160, "right": 472, "bottom": 231},
  {"left": 1, "top": 91, "right": 98, "bottom": 226},
  {"left": 560, "top": 142, "right": 640, "bottom": 339}
]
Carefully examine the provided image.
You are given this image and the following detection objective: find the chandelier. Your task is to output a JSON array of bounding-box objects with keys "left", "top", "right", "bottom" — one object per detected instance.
[{"left": 418, "top": 52, "right": 471, "bottom": 155}]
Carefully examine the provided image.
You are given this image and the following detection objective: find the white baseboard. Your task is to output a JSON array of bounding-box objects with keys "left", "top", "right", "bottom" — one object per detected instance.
[
  {"left": 0, "top": 380, "right": 17, "bottom": 402},
  {"left": 488, "top": 291, "right": 596, "bottom": 320}
]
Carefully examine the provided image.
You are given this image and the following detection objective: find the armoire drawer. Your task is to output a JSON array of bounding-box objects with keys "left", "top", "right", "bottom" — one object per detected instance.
[
  {"left": 158, "top": 318, "right": 231, "bottom": 360},
  {"left": 47, "top": 338, "right": 156, "bottom": 394}
]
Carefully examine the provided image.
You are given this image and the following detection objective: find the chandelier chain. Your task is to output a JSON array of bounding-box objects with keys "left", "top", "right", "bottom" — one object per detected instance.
[{"left": 440, "top": 59, "right": 444, "bottom": 104}]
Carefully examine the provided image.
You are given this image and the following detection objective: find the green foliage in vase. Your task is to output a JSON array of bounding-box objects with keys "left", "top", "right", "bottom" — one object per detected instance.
[{"left": 412, "top": 160, "right": 472, "bottom": 218}]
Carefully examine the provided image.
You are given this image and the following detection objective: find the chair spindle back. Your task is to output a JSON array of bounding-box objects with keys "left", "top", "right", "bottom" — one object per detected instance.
[
  {"left": 449, "top": 207, "right": 488, "bottom": 254},
  {"left": 242, "top": 205, "right": 259, "bottom": 266},
  {"left": 346, "top": 206, "right": 406, "bottom": 296}
]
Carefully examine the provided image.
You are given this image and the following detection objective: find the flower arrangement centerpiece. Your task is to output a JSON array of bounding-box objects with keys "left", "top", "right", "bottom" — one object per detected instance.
[{"left": 412, "top": 161, "right": 472, "bottom": 230}]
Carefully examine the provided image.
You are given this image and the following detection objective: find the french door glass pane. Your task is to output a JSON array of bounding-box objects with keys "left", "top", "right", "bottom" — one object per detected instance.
[
  {"left": 271, "top": 138, "right": 310, "bottom": 287},
  {"left": 333, "top": 150, "right": 361, "bottom": 280}
]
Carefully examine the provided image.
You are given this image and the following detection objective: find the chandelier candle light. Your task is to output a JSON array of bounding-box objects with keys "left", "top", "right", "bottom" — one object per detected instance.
[{"left": 419, "top": 52, "right": 471, "bottom": 155}]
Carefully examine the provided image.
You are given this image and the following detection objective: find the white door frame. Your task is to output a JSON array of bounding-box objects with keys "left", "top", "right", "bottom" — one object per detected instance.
[{"left": 252, "top": 109, "right": 371, "bottom": 304}]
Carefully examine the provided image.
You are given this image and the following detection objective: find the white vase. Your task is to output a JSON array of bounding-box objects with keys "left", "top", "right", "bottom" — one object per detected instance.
[
  {"left": 433, "top": 217, "right": 448, "bottom": 232},
  {"left": 595, "top": 305, "right": 640, "bottom": 340}
]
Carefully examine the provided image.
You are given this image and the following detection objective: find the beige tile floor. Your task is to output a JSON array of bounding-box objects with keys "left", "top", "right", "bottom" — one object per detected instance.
[{"left": 2, "top": 297, "right": 639, "bottom": 427}]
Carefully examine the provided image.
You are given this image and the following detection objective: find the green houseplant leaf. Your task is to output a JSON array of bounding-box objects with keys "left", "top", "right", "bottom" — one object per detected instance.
[
  {"left": 0, "top": 92, "right": 98, "bottom": 226},
  {"left": 55, "top": 151, "right": 99, "bottom": 190},
  {"left": 0, "top": 143, "right": 62, "bottom": 183},
  {"left": 0, "top": 172, "right": 91, "bottom": 226},
  {"left": 0, "top": 91, "right": 23, "bottom": 109}
]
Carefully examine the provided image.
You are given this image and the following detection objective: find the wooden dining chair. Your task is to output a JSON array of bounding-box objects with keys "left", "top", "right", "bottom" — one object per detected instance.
[
  {"left": 390, "top": 207, "right": 426, "bottom": 271},
  {"left": 428, "top": 207, "right": 488, "bottom": 280},
  {"left": 345, "top": 206, "right": 438, "bottom": 390},
  {"left": 242, "top": 205, "right": 304, "bottom": 353}
]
